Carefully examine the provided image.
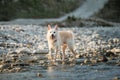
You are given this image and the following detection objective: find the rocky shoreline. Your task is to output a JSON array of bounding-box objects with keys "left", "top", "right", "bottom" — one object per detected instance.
[{"left": 0, "top": 25, "right": 120, "bottom": 80}]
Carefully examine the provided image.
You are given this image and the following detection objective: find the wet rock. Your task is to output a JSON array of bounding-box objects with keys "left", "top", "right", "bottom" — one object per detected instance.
[
  {"left": 117, "top": 63, "right": 120, "bottom": 66},
  {"left": 76, "top": 58, "right": 85, "bottom": 64},
  {"left": 84, "top": 59, "right": 88, "bottom": 64},
  {"left": 15, "top": 59, "right": 23, "bottom": 63},
  {"left": 83, "top": 53, "right": 89, "bottom": 58},
  {"left": 37, "top": 72, "right": 43, "bottom": 77},
  {"left": 90, "top": 58, "right": 97, "bottom": 63},
  {"left": 39, "top": 60, "right": 46, "bottom": 64},
  {"left": 11, "top": 63, "right": 29, "bottom": 67},
  {"left": 106, "top": 60, "right": 117, "bottom": 65},
  {"left": 116, "top": 60, "right": 120, "bottom": 66},
  {"left": 75, "top": 54, "right": 82, "bottom": 58},
  {"left": 68, "top": 58, "right": 75, "bottom": 62},
  {"left": 46, "top": 54, "right": 53, "bottom": 60},
  {"left": 6, "top": 52, "right": 19, "bottom": 61},
  {"left": 13, "top": 27, "right": 24, "bottom": 32},
  {"left": 32, "top": 55, "right": 48, "bottom": 60},
  {"left": 8, "top": 67, "right": 22, "bottom": 73},
  {"left": 113, "top": 38, "right": 119, "bottom": 43},
  {"left": 26, "top": 59, "right": 37, "bottom": 63},
  {"left": 7, "top": 52, "right": 18, "bottom": 58},
  {"left": 98, "top": 55, "right": 108, "bottom": 62},
  {"left": 16, "top": 48, "right": 32, "bottom": 54},
  {"left": 110, "top": 48, "right": 120, "bottom": 53},
  {"left": 0, "top": 43, "right": 6, "bottom": 47},
  {"left": 1, "top": 60, "right": 12, "bottom": 63},
  {"left": 113, "top": 77, "right": 119, "bottom": 80},
  {"left": 6, "top": 43, "right": 18, "bottom": 48},
  {"left": 19, "top": 50, "right": 32, "bottom": 54},
  {"left": 33, "top": 49, "right": 48, "bottom": 54},
  {"left": 105, "top": 51, "right": 115, "bottom": 57},
  {"left": 0, "top": 64, "right": 11, "bottom": 70},
  {"left": 8, "top": 51, "right": 17, "bottom": 54}
]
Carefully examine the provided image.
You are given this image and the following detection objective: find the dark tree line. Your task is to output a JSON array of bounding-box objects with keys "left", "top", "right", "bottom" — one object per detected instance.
[
  {"left": 95, "top": 0, "right": 120, "bottom": 22},
  {"left": 0, "top": 0, "right": 16, "bottom": 21},
  {"left": 0, "top": 0, "right": 119, "bottom": 22},
  {"left": 0, "top": 0, "right": 82, "bottom": 21}
]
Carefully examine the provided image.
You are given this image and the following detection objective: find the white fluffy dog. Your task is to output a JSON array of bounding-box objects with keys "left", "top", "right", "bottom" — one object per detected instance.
[{"left": 47, "top": 24, "right": 77, "bottom": 61}]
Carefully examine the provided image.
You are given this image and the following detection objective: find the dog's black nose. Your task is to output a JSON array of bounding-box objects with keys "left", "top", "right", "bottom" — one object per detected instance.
[
  {"left": 52, "top": 34, "right": 54, "bottom": 37},
  {"left": 51, "top": 34, "right": 55, "bottom": 39}
]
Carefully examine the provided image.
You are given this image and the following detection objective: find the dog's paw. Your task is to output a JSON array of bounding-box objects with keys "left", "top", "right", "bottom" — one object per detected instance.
[
  {"left": 75, "top": 54, "right": 81, "bottom": 59},
  {"left": 46, "top": 54, "right": 53, "bottom": 60},
  {"left": 68, "top": 57, "right": 75, "bottom": 62}
]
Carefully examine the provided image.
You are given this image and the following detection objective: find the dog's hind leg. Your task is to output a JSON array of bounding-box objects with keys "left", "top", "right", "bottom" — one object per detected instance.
[
  {"left": 61, "top": 44, "right": 67, "bottom": 61},
  {"left": 67, "top": 44, "right": 77, "bottom": 58}
]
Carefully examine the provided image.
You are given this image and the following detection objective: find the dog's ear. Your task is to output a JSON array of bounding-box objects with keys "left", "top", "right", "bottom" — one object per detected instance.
[
  {"left": 47, "top": 24, "right": 51, "bottom": 30},
  {"left": 54, "top": 24, "right": 58, "bottom": 30}
]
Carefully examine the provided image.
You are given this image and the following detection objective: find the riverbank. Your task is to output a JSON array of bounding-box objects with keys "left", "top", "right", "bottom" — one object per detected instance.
[{"left": 0, "top": 25, "right": 120, "bottom": 80}]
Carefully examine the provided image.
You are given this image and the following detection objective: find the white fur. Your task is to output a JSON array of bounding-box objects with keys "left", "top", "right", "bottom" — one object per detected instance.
[{"left": 47, "top": 25, "right": 76, "bottom": 61}]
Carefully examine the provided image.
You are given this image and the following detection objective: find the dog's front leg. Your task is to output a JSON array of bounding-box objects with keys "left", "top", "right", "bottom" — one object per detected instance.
[
  {"left": 48, "top": 48, "right": 53, "bottom": 60},
  {"left": 54, "top": 48, "right": 58, "bottom": 61}
]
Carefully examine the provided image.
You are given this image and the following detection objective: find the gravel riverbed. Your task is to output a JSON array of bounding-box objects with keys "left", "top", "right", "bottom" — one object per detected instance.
[{"left": 0, "top": 25, "right": 120, "bottom": 80}]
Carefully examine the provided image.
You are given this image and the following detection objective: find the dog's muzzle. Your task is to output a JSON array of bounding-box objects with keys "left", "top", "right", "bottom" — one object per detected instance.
[{"left": 51, "top": 34, "right": 55, "bottom": 39}]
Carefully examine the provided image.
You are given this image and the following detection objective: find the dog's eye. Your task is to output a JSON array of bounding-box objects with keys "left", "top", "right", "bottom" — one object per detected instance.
[
  {"left": 54, "top": 32, "right": 55, "bottom": 33},
  {"left": 50, "top": 32, "right": 51, "bottom": 33}
]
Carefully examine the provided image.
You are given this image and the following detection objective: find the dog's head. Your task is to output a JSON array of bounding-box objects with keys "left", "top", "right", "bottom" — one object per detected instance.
[{"left": 47, "top": 24, "right": 58, "bottom": 40}]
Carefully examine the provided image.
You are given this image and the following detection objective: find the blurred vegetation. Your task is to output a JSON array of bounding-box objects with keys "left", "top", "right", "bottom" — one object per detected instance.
[
  {"left": 0, "top": 0, "right": 83, "bottom": 21},
  {"left": 94, "top": 0, "right": 120, "bottom": 22}
]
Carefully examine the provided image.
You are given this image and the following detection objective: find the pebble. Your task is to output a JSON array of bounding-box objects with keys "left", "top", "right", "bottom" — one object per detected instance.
[
  {"left": 105, "top": 51, "right": 115, "bottom": 57},
  {"left": 37, "top": 72, "right": 42, "bottom": 77},
  {"left": 90, "top": 58, "right": 97, "bottom": 63},
  {"left": 113, "top": 38, "right": 119, "bottom": 43},
  {"left": 98, "top": 55, "right": 108, "bottom": 62},
  {"left": 113, "top": 77, "right": 119, "bottom": 80},
  {"left": 33, "top": 49, "right": 48, "bottom": 54},
  {"left": 0, "top": 64, "right": 11, "bottom": 70},
  {"left": 110, "top": 48, "right": 120, "bottom": 53},
  {"left": 106, "top": 60, "right": 117, "bottom": 65},
  {"left": 39, "top": 60, "right": 45, "bottom": 64},
  {"left": 75, "top": 54, "right": 81, "bottom": 58},
  {"left": 84, "top": 59, "right": 89, "bottom": 64},
  {"left": 11, "top": 63, "right": 29, "bottom": 67},
  {"left": 26, "top": 59, "right": 37, "bottom": 63}
]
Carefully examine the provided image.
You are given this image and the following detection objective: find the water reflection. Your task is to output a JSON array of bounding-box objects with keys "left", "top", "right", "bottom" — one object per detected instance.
[
  {"left": 47, "top": 66, "right": 54, "bottom": 73},
  {"left": 46, "top": 65, "right": 76, "bottom": 80}
]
